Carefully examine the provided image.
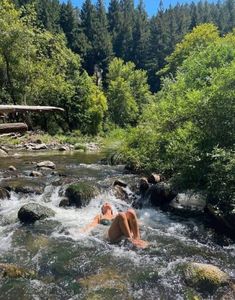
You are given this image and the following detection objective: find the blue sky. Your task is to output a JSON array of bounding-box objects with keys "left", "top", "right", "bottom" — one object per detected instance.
[{"left": 60, "top": 0, "right": 196, "bottom": 17}]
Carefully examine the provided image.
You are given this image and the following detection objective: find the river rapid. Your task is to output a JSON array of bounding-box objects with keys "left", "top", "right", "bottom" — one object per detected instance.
[{"left": 0, "top": 151, "right": 234, "bottom": 300}]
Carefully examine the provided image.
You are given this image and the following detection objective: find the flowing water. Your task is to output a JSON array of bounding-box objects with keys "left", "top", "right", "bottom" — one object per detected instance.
[{"left": 0, "top": 151, "right": 234, "bottom": 300}]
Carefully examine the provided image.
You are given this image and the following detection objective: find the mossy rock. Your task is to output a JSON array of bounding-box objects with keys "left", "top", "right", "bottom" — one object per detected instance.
[
  {"left": 65, "top": 182, "right": 99, "bottom": 207},
  {"left": 78, "top": 268, "right": 129, "bottom": 299},
  {"left": 18, "top": 203, "right": 55, "bottom": 223},
  {"left": 0, "top": 263, "right": 36, "bottom": 279},
  {"left": 183, "top": 262, "right": 229, "bottom": 293}
]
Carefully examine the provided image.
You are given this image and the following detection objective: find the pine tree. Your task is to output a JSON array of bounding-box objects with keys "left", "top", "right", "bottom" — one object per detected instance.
[
  {"left": 119, "top": 0, "right": 135, "bottom": 61},
  {"left": 132, "top": 0, "right": 150, "bottom": 69},
  {"left": 36, "top": 0, "right": 60, "bottom": 32},
  {"left": 108, "top": 0, "right": 123, "bottom": 57}
]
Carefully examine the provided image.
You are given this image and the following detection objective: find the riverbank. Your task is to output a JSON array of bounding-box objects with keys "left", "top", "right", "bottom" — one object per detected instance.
[{"left": 0, "top": 131, "right": 102, "bottom": 155}]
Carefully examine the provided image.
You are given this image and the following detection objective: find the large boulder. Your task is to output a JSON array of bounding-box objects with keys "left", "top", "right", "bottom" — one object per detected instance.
[
  {"left": 0, "top": 263, "right": 35, "bottom": 279},
  {"left": 183, "top": 262, "right": 229, "bottom": 292},
  {"left": 0, "top": 178, "right": 45, "bottom": 195},
  {"left": 0, "top": 187, "right": 10, "bottom": 200},
  {"left": 139, "top": 177, "right": 149, "bottom": 193},
  {"left": 144, "top": 182, "right": 177, "bottom": 207},
  {"left": 169, "top": 191, "right": 206, "bottom": 215},
  {"left": 18, "top": 203, "right": 55, "bottom": 223},
  {"left": 65, "top": 182, "right": 99, "bottom": 207}
]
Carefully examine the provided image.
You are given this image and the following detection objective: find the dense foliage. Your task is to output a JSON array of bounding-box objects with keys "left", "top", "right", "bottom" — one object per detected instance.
[
  {"left": 12, "top": 0, "right": 235, "bottom": 91},
  {"left": 0, "top": 0, "right": 107, "bottom": 134},
  {"left": 120, "top": 24, "right": 235, "bottom": 211}
]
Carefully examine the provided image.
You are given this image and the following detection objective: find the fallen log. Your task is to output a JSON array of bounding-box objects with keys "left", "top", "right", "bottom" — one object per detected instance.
[
  {"left": 0, "top": 105, "right": 64, "bottom": 114},
  {"left": 0, "top": 123, "right": 28, "bottom": 134}
]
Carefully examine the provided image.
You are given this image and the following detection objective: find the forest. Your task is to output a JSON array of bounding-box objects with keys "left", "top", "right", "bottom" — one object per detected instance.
[{"left": 0, "top": 0, "right": 234, "bottom": 214}]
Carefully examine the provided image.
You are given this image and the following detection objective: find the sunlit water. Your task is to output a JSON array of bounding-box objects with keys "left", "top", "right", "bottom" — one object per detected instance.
[{"left": 0, "top": 151, "right": 234, "bottom": 299}]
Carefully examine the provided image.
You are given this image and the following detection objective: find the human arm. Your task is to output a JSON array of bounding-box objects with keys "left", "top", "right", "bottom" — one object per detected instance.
[{"left": 80, "top": 215, "right": 100, "bottom": 233}]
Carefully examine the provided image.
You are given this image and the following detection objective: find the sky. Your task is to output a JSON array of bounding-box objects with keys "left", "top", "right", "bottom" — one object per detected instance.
[{"left": 60, "top": 0, "right": 196, "bottom": 17}]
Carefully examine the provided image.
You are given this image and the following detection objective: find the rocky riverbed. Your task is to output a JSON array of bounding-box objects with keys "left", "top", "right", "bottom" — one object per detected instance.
[{"left": 0, "top": 148, "right": 234, "bottom": 299}]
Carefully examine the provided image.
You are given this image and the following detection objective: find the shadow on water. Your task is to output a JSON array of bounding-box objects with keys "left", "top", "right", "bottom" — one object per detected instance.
[{"left": 0, "top": 151, "right": 234, "bottom": 299}]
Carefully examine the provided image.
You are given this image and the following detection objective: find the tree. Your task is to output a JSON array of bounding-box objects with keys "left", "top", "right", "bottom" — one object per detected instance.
[
  {"left": 132, "top": 0, "right": 150, "bottom": 69},
  {"left": 107, "top": 58, "right": 151, "bottom": 127}
]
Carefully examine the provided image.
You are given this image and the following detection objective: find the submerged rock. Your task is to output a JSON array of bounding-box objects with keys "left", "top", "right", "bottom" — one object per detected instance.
[
  {"left": 78, "top": 268, "right": 129, "bottom": 298},
  {"left": 0, "top": 187, "right": 10, "bottom": 200},
  {"left": 65, "top": 182, "right": 99, "bottom": 207},
  {"left": 0, "top": 178, "right": 45, "bottom": 194},
  {"left": 37, "top": 161, "right": 55, "bottom": 169},
  {"left": 183, "top": 262, "right": 229, "bottom": 292},
  {"left": 0, "top": 263, "right": 35, "bottom": 279},
  {"left": 18, "top": 203, "right": 55, "bottom": 223}
]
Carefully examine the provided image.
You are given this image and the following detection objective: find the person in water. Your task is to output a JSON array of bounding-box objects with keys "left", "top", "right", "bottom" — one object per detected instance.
[{"left": 81, "top": 202, "right": 148, "bottom": 249}]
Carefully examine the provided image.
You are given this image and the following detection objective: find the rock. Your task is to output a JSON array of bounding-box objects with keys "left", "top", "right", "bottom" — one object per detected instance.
[
  {"left": 78, "top": 268, "right": 128, "bottom": 298},
  {"left": 139, "top": 177, "right": 149, "bottom": 193},
  {"left": 113, "top": 179, "right": 127, "bottom": 188},
  {"left": 59, "top": 198, "right": 70, "bottom": 207},
  {"left": 32, "top": 143, "right": 47, "bottom": 150},
  {"left": 8, "top": 165, "right": 16, "bottom": 171},
  {"left": 0, "top": 187, "right": 10, "bottom": 200},
  {"left": 58, "top": 145, "right": 69, "bottom": 151},
  {"left": 0, "top": 148, "right": 8, "bottom": 157},
  {"left": 113, "top": 185, "right": 129, "bottom": 201},
  {"left": 18, "top": 203, "right": 55, "bottom": 223},
  {"left": 0, "top": 178, "right": 45, "bottom": 195},
  {"left": 205, "top": 204, "right": 235, "bottom": 235},
  {"left": 29, "top": 171, "right": 43, "bottom": 177},
  {"left": 145, "top": 182, "right": 177, "bottom": 207},
  {"left": 148, "top": 173, "right": 161, "bottom": 184},
  {"left": 37, "top": 161, "right": 55, "bottom": 169},
  {"left": 0, "top": 263, "right": 35, "bottom": 279},
  {"left": 183, "top": 262, "right": 229, "bottom": 292},
  {"left": 169, "top": 191, "right": 206, "bottom": 215},
  {"left": 65, "top": 182, "right": 99, "bottom": 207},
  {"left": 35, "top": 139, "right": 42, "bottom": 144}
]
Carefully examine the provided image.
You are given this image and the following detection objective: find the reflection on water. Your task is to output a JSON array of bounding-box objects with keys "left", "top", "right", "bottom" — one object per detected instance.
[{"left": 0, "top": 151, "right": 234, "bottom": 299}]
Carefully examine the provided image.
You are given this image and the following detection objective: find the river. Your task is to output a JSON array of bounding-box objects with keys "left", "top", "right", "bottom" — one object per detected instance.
[{"left": 0, "top": 151, "right": 234, "bottom": 299}]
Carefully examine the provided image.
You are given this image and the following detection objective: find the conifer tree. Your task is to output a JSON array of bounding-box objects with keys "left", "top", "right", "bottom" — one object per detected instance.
[
  {"left": 132, "top": 0, "right": 150, "bottom": 69},
  {"left": 108, "top": 0, "right": 123, "bottom": 57}
]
